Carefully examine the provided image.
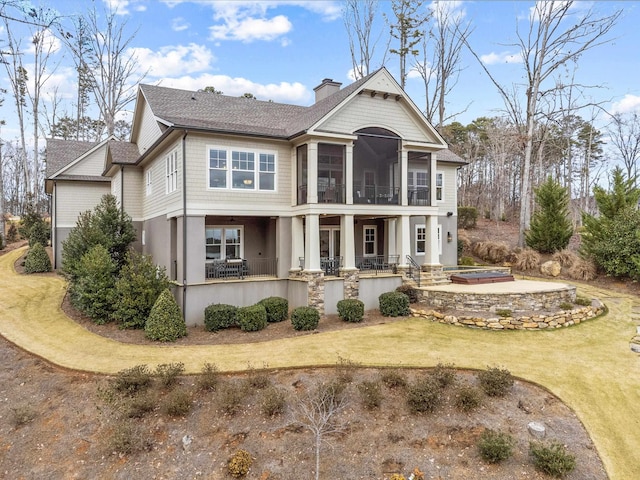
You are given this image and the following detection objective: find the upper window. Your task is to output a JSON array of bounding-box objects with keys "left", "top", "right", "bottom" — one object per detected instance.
[
  {"left": 436, "top": 172, "right": 444, "bottom": 201},
  {"left": 208, "top": 146, "right": 276, "bottom": 191},
  {"left": 166, "top": 150, "right": 178, "bottom": 194}
]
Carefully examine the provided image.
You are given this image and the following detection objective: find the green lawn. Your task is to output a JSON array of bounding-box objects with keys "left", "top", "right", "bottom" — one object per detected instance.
[{"left": 0, "top": 247, "right": 638, "bottom": 479}]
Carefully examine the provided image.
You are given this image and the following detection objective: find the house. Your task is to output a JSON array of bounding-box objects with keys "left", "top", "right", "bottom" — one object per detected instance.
[{"left": 46, "top": 68, "right": 466, "bottom": 325}]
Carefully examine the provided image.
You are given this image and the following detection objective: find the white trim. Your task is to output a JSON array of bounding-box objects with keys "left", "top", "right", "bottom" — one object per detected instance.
[
  {"left": 145, "top": 169, "right": 152, "bottom": 196},
  {"left": 205, "top": 225, "right": 245, "bottom": 261},
  {"left": 206, "top": 145, "right": 277, "bottom": 192},
  {"left": 165, "top": 150, "right": 178, "bottom": 194},
  {"left": 363, "top": 225, "right": 377, "bottom": 257},
  {"left": 436, "top": 171, "right": 444, "bottom": 202},
  {"left": 437, "top": 224, "right": 443, "bottom": 256},
  {"left": 415, "top": 224, "right": 426, "bottom": 256}
]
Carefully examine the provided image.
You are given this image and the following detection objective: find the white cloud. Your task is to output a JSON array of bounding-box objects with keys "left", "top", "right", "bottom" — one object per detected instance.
[
  {"left": 102, "top": 0, "right": 146, "bottom": 15},
  {"left": 610, "top": 95, "right": 640, "bottom": 115},
  {"left": 171, "top": 17, "right": 190, "bottom": 32},
  {"left": 25, "top": 29, "right": 62, "bottom": 56},
  {"left": 130, "top": 43, "right": 215, "bottom": 78},
  {"left": 158, "top": 73, "right": 311, "bottom": 104},
  {"left": 429, "top": 0, "right": 467, "bottom": 27},
  {"left": 210, "top": 14, "right": 292, "bottom": 43},
  {"left": 480, "top": 51, "right": 522, "bottom": 65}
]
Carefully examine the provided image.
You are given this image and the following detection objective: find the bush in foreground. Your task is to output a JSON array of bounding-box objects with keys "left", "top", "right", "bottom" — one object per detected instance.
[
  {"left": 204, "top": 303, "right": 238, "bottom": 331},
  {"left": 477, "top": 366, "right": 514, "bottom": 397},
  {"left": 71, "top": 244, "right": 115, "bottom": 322},
  {"left": 24, "top": 242, "right": 52, "bottom": 274},
  {"left": 228, "top": 449, "right": 253, "bottom": 478},
  {"left": 337, "top": 298, "right": 364, "bottom": 322},
  {"left": 291, "top": 306, "right": 319, "bottom": 331},
  {"left": 259, "top": 296, "right": 289, "bottom": 323},
  {"left": 478, "top": 429, "right": 514, "bottom": 463},
  {"left": 379, "top": 291, "right": 410, "bottom": 317},
  {"left": 529, "top": 440, "right": 576, "bottom": 478},
  {"left": 406, "top": 378, "right": 441, "bottom": 414},
  {"left": 145, "top": 289, "right": 187, "bottom": 342},
  {"left": 237, "top": 304, "right": 268, "bottom": 332}
]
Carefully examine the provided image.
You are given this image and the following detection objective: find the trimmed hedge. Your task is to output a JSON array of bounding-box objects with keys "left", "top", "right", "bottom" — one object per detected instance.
[
  {"left": 258, "top": 296, "right": 289, "bottom": 323},
  {"left": 379, "top": 291, "right": 410, "bottom": 317},
  {"left": 337, "top": 299, "right": 364, "bottom": 322},
  {"left": 204, "top": 303, "right": 238, "bottom": 331},
  {"left": 458, "top": 206, "right": 478, "bottom": 229},
  {"left": 145, "top": 289, "right": 187, "bottom": 342},
  {"left": 24, "top": 242, "right": 52, "bottom": 273},
  {"left": 237, "top": 304, "right": 268, "bottom": 332},
  {"left": 291, "top": 306, "right": 319, "bottom": 331}
]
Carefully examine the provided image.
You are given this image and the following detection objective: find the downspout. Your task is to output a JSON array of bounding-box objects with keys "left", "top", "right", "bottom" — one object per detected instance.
[
  {"left": 181, "top": 131, "right": 188, "bottom": 319},
  {"left": 120, "top": 165, "right": 124, "bottom": 212},
  {"left": 53, "top": 181, "right": 57, "bottom": 269}
]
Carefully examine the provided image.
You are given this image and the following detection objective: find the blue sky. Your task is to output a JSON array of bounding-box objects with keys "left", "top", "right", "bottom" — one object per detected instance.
[{"left": 0, "top": 0, "right": 638, "bottom": 142}]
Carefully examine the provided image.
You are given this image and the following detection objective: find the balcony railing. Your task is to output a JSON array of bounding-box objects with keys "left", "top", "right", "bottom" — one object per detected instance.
[
  {"left": 354, "top": 185, "right": 400, "bottom": 205},
  {"left": 206, "top": 257, "right": 277, "bottom": 280},
  {"left": 408, "top": 187, "right": 430, "bottom": 206},
  {"left": 318, "top": 184, "right": 345, "bottom": 204},
  {"left": 298, "top": 256, "right": 343, "bottom": 276},
  {"left": 356, "top": 255, "right": 399, "bottom": 275}
]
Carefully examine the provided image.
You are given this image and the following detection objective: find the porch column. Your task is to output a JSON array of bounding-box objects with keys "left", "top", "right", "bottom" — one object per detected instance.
[
  {"left": 276, "top": 216, "right": 292, "bottom": 277},
  {"left": 345, "top": 142, "right": 354, "bottom": 205},
  {"left": 430, "top": 153, "right": 437, "bottom": 206},
  {"left": 308, "top": 141, "right": 319, "bottom": 204},
  {"left": 304, "top": 213, "right": 321, "bottom": 271},
  {"left": 385, "top": 218, "right": 397, "bottom": 262},
  {"left": 341, "top": 214, "right": 355, "bottom": 268},
  {"left": 425, "top": 215, "right": 440, "bottom": 266},
  {"left": 290, "top": 215, "right": 305, "bottom": 272},
  {"left": 400, "top": 146, "right": 408, "bottom": 206},
  {"left": 396, "top": 214, "right": 411, "bottom": 266}
]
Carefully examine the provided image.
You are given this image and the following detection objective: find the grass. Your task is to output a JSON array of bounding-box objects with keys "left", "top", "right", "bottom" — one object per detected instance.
[{"left": 0, "top": 247, "right": 639, "bottom": 479}]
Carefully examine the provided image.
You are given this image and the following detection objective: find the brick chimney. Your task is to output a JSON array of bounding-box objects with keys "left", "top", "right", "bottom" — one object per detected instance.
[{"left": 313, "top": 78, "right": 342, "bottom": 103}]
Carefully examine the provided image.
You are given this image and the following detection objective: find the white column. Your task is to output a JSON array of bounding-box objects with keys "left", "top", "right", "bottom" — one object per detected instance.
[
  {"left": 385, "top": 218, "right": 397, "bottom": 263},
  {"left": 426, "top": 215, "right": 441, "bottom": 265},
  {"left": 290, "top": 216, "right": 304, "bottom": 272},
  {"left": 341, "top": 214, "right": 355, "bottom": 268},
  {"left": 400, "top": 146, "right": 408, "bottom": 206},
  {"left": 308, "top": 141, "right": 318, "bottom": 204},
  {"left": 345, "top": 142, "right": 353, "bottom": 205},
  {"left": 396, "top": 214, "right": 411, "bottom": 266},
  {"left": 304, "top": 213, "right": 321, "bottom": 271},
  {"left": 430, "top": 153, "right": 437, "bottom": 206}
]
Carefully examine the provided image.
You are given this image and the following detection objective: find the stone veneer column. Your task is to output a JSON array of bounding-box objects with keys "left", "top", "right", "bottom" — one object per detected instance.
[
  {"left": 341, "top": 268, "right": 360, "bottom": 299},
  {"left": 299, "top": 270, "right": 325, "bottom": 314}
]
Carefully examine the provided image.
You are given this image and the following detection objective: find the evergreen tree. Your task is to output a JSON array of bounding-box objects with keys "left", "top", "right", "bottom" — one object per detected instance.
[
  {"left": 525, "top": 177, "right": 573, "bottom": 253},
  {"left": 145, "top": 289, "right": 187, "bottom": 342},
  {"left": 72, "top": 244, "right": 117, "bottom": 323}
]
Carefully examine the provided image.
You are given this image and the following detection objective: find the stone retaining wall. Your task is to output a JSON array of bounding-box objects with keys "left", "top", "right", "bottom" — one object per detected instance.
[{"left": 410, "top": 300, "right": 605, "bottom": 330}]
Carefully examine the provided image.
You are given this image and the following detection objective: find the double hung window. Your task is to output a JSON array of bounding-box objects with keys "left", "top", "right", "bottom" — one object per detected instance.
[
  {"left": 208, "top": 146, "right": 276, "bottom": 191},
  {"left": 166, "top": 151, "right": 178, "bottom": 193}
]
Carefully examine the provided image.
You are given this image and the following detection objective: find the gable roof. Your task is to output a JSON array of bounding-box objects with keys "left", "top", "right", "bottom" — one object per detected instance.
[{"left": 46, "top": 139, "right": 99, "bottom": 177}]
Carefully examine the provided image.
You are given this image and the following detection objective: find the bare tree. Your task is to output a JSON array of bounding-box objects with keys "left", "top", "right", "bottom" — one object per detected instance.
[
  {"left": 83, "top": 7, "right": 145, "bottom": 137},
  {"left": 413, "top": 1, "right": 471, "bottom": 129},
  {"left": 607, "top": 112, "right": 640, "bottom": 182},
  {"left": 343, "top": 0, "right": 387, "bottom": 80},
  {"left": 295, "top": 382, "right": 349, "bottom": 480},
  {"left": 462, "top": 1, "right": 621, "bottom": 246},
  {"left": 388, "top": 0, "right": 429, "bottom": 89}
]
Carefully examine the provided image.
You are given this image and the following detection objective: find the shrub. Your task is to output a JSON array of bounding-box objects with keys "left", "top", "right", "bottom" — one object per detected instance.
[
  {"left": 6, "top": 223, "right": 18, "bottom": 243},
  {"left": 106, "top": 421, "right": 152, "bottom": 454},
  {"left": 258, "top": 296, "right": 288, "bottom": 323},
  {"left": 163, "top": 388, "right": 192, "bottom": 417},
  {"left": 198, "top": 362, "right": 220, "bottom": 391},
  {"left": 567, "top": 258, "right": 597, "bottom": 281},
  {"left": 112, "top": 365, "right": 153, "bottom": 396},
  {"left": 155, "top": 362, "right": 184, "bottom": 388},
  {"left": 458, "top": 206, "right": 478, "bottom": 229},
  {"left": 228, "top": 449, "right": 253, "bottom": 478},
  {"left": 245, "top": 363, "right": 271, "bottom": 389},
  {"left": 145, "top": 289, "right": 187, "bottom": 342},
  {"left": 122, "top": 393, "right": 157, "bottom": 418},
  {"left": 459, "top": 256, "right": 475, "bottom": 266},
  {"left": 472, "top": 241, "right": 489, "bottom": 260},
  {"left": 396, "top": 284, "right": 419, "bottom": 304},
  {"left": 70, "top": 244, "right": 115, "bottom": 322},
  {"left": 485, "top": 241, "right": 509, "bottom": 263},
  {"left": 513, "top": 248, "right": 541, "bottom": 271},
  {"left": 575, "top": 296, "right": 592, "bottom": 307},
  {"left": 0, "top": 233, "right": 4, "bottom": 250},
  {"left": 429, "top": 362, "right": 457, "bottom": 389},
  {"left": 217, "top": 380, "right": 248, "bottom": 415},
  {"left": 552, "top": 249, "right": 579, "bottom": 268},
  {"left": 24, "top": 242, "right": 52, "bottom": 274},
  {"left": 337, "top": 298, "right": 364, "bottom": 322},
  {"left": 28, "top": 219, "right": 49, "bottom": 247},
  {"left": 335, "top": 356, "right": 360, "bottom": 384},
  {"left": 380, "top": 369, "right": 407, "bottom": 389},
  {"left": 357, "top": 380, "right": 383, "bottom": 409},
  {"left": 477, "top": 366, "right": 514, "bottom": 397},
  {"left": 237, "top": 304, "right": 268, "bottom": 332},
  {"left": 478, "top": 429, "right": 514, "bottom": 463},
  {"left": 261, "top": 386, "right": 286, "bottom": 416},
  {"left": 559, "top": 302, "right": 574, "bottom": 311},
  {"left": 529, "top": 440, "right": 576, "bottom": 478},
  {"left": 407, "top": 378, "right": 442, "bottom": 414},
  {"left": 204, "top": 303, "right": 238, "bottom": 332},
  {"left": 111, "top": 251, "right": 170, "bottom": 329},
  {"left": 379, "top": 291, "right": 410, "bottom": 317},
  {"left": 291, "top": 306, "right": 319, "bottom": 331},
  {"left": 454, "top": 386, "right": 482, "bottom": 412}
]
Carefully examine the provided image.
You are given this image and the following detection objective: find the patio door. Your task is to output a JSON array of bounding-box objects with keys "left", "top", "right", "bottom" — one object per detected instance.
[{"left": 320, "top": 227, "right": 340, "bottom": 258}]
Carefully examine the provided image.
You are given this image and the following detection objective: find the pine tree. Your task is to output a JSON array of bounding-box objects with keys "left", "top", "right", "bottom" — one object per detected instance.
[{"left": 525, "top": 177, "right": 573, "bottom": 253}]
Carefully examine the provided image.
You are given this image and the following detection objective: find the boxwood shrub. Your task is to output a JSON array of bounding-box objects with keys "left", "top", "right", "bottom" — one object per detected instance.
[
  {"left": 204, "top": 303, "right": 238, "bottom": 331},
  {"left": 337, "top": 299, "right": 364, "bottom": 322},
  {"left": 291, "top": 306, "right": 319, "bottom": 331},
  {"left": 24, "top": 242, "right": 52, "bottom": 273},
  {"left": 379, "top": 291, "right": 410, "bottom": 317},
  {"left": 258, "top": 296, "right": 289, "bottom": 323},
  {"left": 237, "top": 304, "right": 268, "bottom": 332},
  {"left": 145, "top": 289, "right": 187, "bottom": 342}
]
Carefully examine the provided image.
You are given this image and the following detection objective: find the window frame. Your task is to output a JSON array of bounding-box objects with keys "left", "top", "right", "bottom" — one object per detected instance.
[
  {"left": 205, "top": 225, "right": 244, "bottom": 262},
  {"left": 207, "top": 145, "right": 277, "bottom": 192},
  {"left": 436, "top": 171, "right": 444, "bottom": 202},
  {"left": 363, "top": 225, "right": 377, "bottom": 257},
  {"left": 415, "top": 224, "right": 426, "bottom": 255},
  {"left": 165, "top": 150, "right": 178, "bottom": 194}
]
